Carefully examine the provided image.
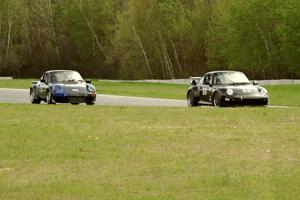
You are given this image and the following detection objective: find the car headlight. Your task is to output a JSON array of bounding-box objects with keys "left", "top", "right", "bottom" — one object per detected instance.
[
  {"left": 87, "top": 84, "right": 96, "bottom": 93},
  {"left": 260, "top": 88, "right": 268, "bottom": 96},
  {"left": 226, "top": 89, "right": 233, "bottom": 96}
]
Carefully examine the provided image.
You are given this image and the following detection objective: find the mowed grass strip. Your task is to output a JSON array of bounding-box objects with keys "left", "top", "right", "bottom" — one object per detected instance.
[
  {"left": 0, "top": 79, "right": 33, "bottom": 89},
  {"left": 0, "top": 104, "right": 300, "bottom": 199},
  {"left": 96, "top": 81, "right": 187, "bottom": 100},
  {"left": 1, "top": 79, "right": 300, "bottom": 106},
  {"left": 265, "top": 85, "right": 300, "bottom": 107}
]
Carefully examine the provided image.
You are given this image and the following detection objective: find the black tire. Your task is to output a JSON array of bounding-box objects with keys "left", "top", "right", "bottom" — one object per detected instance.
[
  {"left": 46, "top": 90, "right": 55, "bottom": 104},
  {"left": 71, "top": 103, "right": 80, "bottom": 105},
  {"left": 187, "top": 91, "right": 198, "bottom": 107},
  {"left": 86, "top": 102, "right": 95, "bottom": 105},
  {"left": 213, "top": 92, "right": 222, "bottom": 107},
  {"left": 30, "top": 89, "right": 41, "bottom": 104}
]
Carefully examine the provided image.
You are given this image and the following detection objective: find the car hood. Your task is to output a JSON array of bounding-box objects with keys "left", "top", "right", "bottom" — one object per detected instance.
[
  {"left": 220, "top": 84, "right": 262, "bottom": 95},
  {"left": 51, "top": 83, "right": 88, "bottom": 92}
]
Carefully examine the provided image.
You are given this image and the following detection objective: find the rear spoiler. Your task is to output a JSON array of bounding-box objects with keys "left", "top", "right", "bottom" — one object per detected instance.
[{"left": 189, "top": 77, "right": 201, "bottom": 85}]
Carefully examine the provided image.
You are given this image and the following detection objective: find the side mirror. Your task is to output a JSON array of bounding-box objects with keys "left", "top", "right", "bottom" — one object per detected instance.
[
  {"left": 40, "top": 79, "right": 46, "bottom": 83},
  {"left": 253, "top": 81, "right": 258, "bottom": 85},
  {"left": 86, "top": 79, "right": 92, "bottom": 84}
]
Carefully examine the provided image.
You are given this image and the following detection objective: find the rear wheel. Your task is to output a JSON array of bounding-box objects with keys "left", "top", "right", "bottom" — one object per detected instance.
[
  {"left": 213, "top": 92, "right": 222, "bottom": 107},
  {"left": 30, "top": 89, "right": 41, "bottom": 104},
  {"left": 187, "top": 91, "right": 198, "bottom": 107}
]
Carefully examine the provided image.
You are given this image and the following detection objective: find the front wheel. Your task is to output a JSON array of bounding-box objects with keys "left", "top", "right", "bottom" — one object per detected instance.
[
  {"left": 46, "top": 91, "right": 55, "bottom": 104},
  {"left": 213, "top": 92, "right": 222, "bottom": 107},
  {"left": 187, "top": 91, "right": 198, "bottom": 107},
  {"left": 86, "top": 102, "right": 95, "bottom": 105}
]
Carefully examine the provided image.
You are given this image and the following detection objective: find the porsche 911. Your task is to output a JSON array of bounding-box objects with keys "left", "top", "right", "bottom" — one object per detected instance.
[
  {"left": 187, "top": 71, "right": 268, "bottom": 107},
  {"left": 30, "top": 70, "right": 96, "bottom": 105}
]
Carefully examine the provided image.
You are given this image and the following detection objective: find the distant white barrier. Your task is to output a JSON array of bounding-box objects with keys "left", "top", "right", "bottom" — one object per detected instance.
[
  {"left": 256, "top": 79, "right": 300, "bottom": 85},
  {"left": 0, "top": 77, "right": 13, "bottom": 80},
  {"left": 99, "top": 79, "right": 300, "bottom": 85},
  {"left": 133, "top": 79, "right": 189, "bottom": 84},
  {"left": 99, "top": 79, "right": 189, "bottom": 84}
]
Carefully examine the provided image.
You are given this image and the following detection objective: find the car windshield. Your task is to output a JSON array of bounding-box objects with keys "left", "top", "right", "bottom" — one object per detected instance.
[
  {"left": 214, "top": 72, "right": 250, "bottom": 85},
  {"left": 49, "top": 71, "right": 84, "bottom": 83}
]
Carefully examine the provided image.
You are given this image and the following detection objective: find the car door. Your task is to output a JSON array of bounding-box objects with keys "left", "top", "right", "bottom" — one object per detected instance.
[
  {"left": 38, "top": 73, "right": 49, "bottom": 99},
  {"left": 200, "top": 74, "right": 212, "bottom": 103},
  {"left": 207, "top": 73, "right": 215, "bottom": 103}
]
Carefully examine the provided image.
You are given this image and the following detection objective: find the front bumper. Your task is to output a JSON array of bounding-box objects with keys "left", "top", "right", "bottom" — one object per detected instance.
[
  {"left": 52, "top": 93, "right": 96, "bottom": 103},
  {"left": 221, "top": 95, "right": 268, "bottom": 106}
]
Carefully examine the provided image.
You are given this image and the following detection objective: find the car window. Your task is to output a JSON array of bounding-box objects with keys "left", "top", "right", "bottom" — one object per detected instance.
[
  {"left": 213, "top": 73, "right": 221, "bottom": 85},
  {"left": 49, "top": 71, "right": 84, "bottom": 83},
  {"left": 203, "top": 74, "right": 212, "bottom": 85},
  {"left": 46, "top": 73, "right": 51, "bottom": 83},
  {"left": 41, "top": 73, "right": 45, "bottom": 81},
  {"left": 199, "top": 77, "right": 204, "bottom": 84},
  {"left": 41, "top": 73, "right": 48, "bottom": 82},
  {"left": 213, "top": 72, "right": 250, "bottom": 85}
]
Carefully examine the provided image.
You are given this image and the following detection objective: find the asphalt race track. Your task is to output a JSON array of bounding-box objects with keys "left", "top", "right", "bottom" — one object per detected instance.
[
  {"left": 0, "top": 88, "right": 187, "bottom": 107},
  {"left": 0, "top": 88, "right": 294, "bottom": 108}
]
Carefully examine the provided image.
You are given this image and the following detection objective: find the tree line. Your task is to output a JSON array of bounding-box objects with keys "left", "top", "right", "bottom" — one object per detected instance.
[{"left": 0, "top": 0, "right": 299, "bottom": 79}]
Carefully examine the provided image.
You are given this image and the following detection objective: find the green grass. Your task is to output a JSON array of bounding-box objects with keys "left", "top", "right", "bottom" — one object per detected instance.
[
  {"left": 0, "top": 79, "right": 34, "bottom": 89},
  {"left": 1, "top": 79, "right": 300, "bottom": 106},
  {"left": 96, "top": 81, "right": 187, "bottom": 99},
  {"left": 265, "top": 85, "right": 300, "bottom": 107},
  {"left": 0, "top": 104, "right": 300, "bottom": 199}
]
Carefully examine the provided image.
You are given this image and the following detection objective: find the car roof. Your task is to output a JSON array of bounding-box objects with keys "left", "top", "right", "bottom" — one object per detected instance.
[
  {"left": 44, "top": 70, "right": 78, "bottom": 74},
  {"left": 204, "top": 70, "right": 243, "bottom": 75}
]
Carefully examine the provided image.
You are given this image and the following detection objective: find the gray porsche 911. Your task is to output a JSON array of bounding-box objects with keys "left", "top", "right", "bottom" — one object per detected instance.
[
  {"left": 30, "top": 70, "right": 96, "bottom": 105},
  {"left": 187, "top": 71, "right": 268, "bottom": 107}
]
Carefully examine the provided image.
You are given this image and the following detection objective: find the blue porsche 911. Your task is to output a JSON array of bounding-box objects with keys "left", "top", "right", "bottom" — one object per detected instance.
[{"left": 30, "top": 70, "right": 96, "bottom": 105}]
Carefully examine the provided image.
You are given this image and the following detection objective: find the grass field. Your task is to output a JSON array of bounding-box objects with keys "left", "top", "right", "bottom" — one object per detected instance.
[
  {"left": 96, "top": 81, "right": 187, "bottom": 100},
  {"left": 0, "top": 79, "right": 300, "bottom": 107},
  {"left": 0, "top": 79, "right": 33, "bottom": 89},
  {"left": 0, "top": 104, "right": 300, "bottom": 199},
  {"left": 264, "top": 85, "right": 300, "bottom": 107}
]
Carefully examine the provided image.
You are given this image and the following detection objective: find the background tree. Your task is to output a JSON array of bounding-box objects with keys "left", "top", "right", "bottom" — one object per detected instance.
[
  {"left": 0, "top": 0, "right": 299, "bottom": 79},
  {"left": 279, "top": 0, "right": 300, "bottom": 77}
]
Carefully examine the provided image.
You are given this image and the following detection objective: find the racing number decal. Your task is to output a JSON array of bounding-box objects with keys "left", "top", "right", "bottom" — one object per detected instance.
[
  {"left": 203, "top": 88, "right": 208, "bottom": 96},
  {"left": 39, "top": 85, "right": 43, "bottom": 93}
]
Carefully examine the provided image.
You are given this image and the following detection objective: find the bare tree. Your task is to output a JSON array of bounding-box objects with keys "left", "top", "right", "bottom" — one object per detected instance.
[
  {"left": 75, "top": 0, "right": 107, "bottom": 59},
  {"left": 132, "top": 24, "right": 153, "bottom": 79},
  {"left": 5, "top": 13, "right": 13, "bottom": 68}
]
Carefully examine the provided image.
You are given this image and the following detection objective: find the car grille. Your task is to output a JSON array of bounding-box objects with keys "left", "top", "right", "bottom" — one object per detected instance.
[
  {"left": 234, "top": 89, "right": 258, "bottom": 95},
  {"left": 230, "top": 98, "right": 268, "bottom": 105},
  {"left": 64, "top": 87, "right": 86, "bottom": 96},
  {"left": 69, "top": 97, "right": 85, "bottom": 103}
]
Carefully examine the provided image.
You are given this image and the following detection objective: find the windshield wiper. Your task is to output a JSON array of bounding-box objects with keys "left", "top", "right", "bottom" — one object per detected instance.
[
  {"left": 229, "top": 82, "right": 250, "bottom": 85},
  {"left": 238, "top": 82, "right": 251, "bottom": 85},
  {"left": 67, "top": 79, "right": 75, "bottom": 82}
]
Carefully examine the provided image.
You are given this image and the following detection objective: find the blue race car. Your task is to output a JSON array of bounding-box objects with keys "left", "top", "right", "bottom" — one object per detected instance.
[{"left": 30, "top": 70, "right": 96, "bottom": 105}]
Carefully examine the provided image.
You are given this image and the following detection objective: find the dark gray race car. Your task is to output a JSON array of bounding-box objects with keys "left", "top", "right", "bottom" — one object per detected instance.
[
  {"left": 30, "top": 70, "right": 96, "bottom": 105},
  {"left": 187, "top": 71, "right": 268, "bottom": 107}
]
